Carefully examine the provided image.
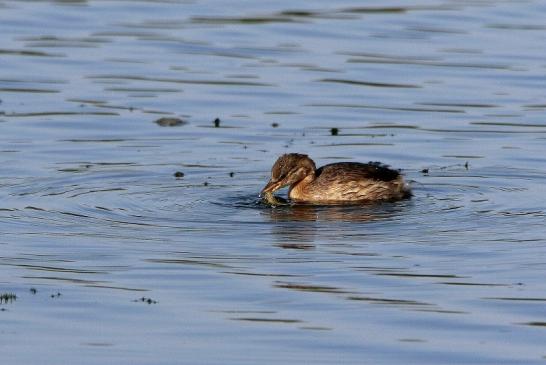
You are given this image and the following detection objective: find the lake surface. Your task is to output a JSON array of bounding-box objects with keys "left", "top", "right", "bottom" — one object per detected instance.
[{"left": 1, "top": 0, "right": 546, "bottom": 363}]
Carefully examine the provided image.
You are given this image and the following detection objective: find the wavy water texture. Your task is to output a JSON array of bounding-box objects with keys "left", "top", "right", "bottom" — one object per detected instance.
[{"left": 1, "top": 1, "right": 546, "bottom": 365}]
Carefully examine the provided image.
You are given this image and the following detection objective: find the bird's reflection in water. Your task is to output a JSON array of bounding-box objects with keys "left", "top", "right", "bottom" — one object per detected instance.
[{"left": 261, "top": 201, "right": 405, "bottom": 249}]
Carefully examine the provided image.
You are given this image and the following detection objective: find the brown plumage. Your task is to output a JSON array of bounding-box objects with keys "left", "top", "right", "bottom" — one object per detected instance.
[{"left": 261, "top": 153, "right": 410, "bottom": 204}]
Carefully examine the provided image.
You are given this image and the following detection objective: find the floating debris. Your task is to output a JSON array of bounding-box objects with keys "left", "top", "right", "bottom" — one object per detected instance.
[
  {"left": 154, "top": 117, "right": 187, "bottom": 127},
  {"left": 174, "top": 171, "right": 185, "bottom": 178},
  {"left": 330, "top": 127, "right": 339, "bottom": 136},
  {"left": 213, "top": 118, "right": 221, "bottom": 127},
  {"left": 0, "top": 293, "right": 17, "bottom": 304},
  {"left": 134, "top": 297, "right": 158, "bottom": 304}
]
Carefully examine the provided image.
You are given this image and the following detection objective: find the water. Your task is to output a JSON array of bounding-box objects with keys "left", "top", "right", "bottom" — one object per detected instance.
[{"left": 1, "top": 0, "right": 546, "bottom": 363}]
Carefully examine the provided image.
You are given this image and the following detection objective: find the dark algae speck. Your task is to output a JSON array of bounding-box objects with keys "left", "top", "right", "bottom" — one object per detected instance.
[
  {"left": 134, "top": 297, "right": 158, "bottom": 304},
  {"left": 154, "top": 117, "right": 187, "bottom": 127},
  {"left": 1, "top": 293, "right": 17, "bottom": 304}
]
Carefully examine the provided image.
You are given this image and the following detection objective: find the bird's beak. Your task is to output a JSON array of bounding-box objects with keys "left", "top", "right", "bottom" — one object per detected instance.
[{"left": 260, "top": 179, "right": 283, "bottom": 196}]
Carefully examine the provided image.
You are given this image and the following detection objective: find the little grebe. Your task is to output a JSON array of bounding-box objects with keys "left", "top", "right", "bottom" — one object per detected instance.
[{"left": 261, "top": 153, "right": 410, "bottom": 203}]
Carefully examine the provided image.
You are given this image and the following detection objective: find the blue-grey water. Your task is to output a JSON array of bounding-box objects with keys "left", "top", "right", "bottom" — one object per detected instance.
[{"left": 1, "top": 1, "right": 546, "bottom": 364}]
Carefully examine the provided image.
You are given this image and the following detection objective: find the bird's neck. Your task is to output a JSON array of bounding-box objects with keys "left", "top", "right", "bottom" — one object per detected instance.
[{"left": 288, "top": 173, "right": 315, "bottom": 200}]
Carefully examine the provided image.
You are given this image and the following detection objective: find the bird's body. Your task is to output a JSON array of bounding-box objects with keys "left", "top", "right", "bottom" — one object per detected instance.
[{"left": 261, "top": 154, "right": 410, "bottom": 204}]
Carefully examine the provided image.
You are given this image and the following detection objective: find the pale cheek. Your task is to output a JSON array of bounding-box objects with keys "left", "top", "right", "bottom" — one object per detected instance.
[{"left": 286, "top": 172, "right": 298, "bottom": 182}]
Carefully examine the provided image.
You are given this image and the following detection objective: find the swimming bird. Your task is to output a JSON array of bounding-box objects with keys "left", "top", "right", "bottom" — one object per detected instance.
[{"left": 261, "top": 153, "right": 410, "bottom": 204}]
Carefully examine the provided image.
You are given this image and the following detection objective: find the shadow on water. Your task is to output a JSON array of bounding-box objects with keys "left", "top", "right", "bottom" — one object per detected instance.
[
  {"left": 220, "top": 193, "right": 410, "bottom": 223},
  {"left": 216, "top": 193, "right": 412, "bottom": 247},
  {"left": 261, "top": 200, "right": 409, "bottom": 223}
]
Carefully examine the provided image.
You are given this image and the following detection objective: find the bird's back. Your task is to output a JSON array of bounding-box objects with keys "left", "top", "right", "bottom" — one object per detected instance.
[
  {"left": 291, "top": 162, "right": 409, "bottom": 202},
  {"left": 316, "top": 162, "right": 401, "bottom": 182}
]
